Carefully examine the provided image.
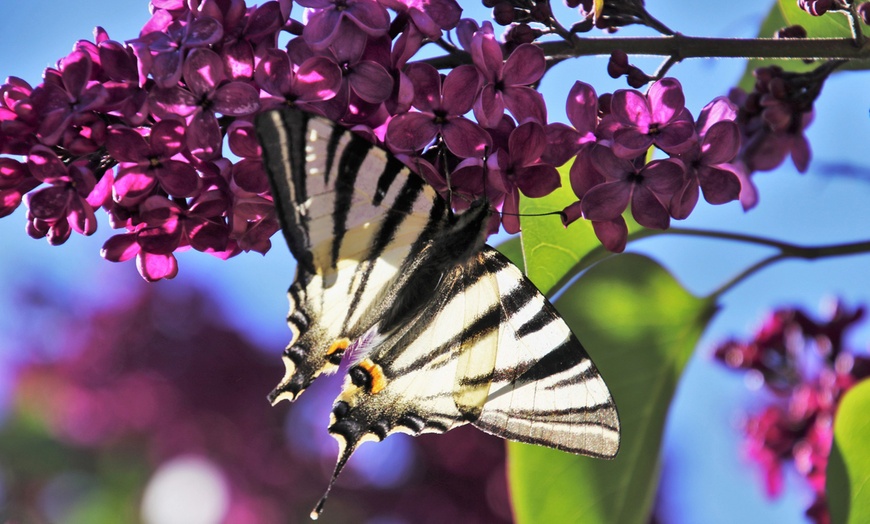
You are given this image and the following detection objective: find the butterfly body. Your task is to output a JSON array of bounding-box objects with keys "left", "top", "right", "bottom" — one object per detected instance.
[{"left": 256, "top": 107, "right": 620, "bottom": 519}]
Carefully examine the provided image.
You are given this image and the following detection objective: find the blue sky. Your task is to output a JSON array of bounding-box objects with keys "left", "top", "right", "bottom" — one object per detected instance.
[{"left": 2, "top": 2, "right": 870, "bottom": 523}]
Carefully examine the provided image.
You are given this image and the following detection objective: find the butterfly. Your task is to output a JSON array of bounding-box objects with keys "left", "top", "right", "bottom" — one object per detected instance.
[{"left": 255, "top": 107, "right": 620, "bottom": 519}]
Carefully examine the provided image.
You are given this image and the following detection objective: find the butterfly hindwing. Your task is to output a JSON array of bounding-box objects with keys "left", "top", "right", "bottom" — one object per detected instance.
[
  {"left": 256, "top": 108, "right": 446, "bottom": 402},
  {"left": 314, "top": 246, "right": 620, "bottom": 516}
]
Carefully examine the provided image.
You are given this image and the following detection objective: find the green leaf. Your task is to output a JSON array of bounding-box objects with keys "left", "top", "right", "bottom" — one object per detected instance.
[
  {"left": 778, "top": 0, "right": 854, "bottom": 38},
  {"left": 495, "top": 236, "right": 524, "bottom": 273},
  {"left": 518, "top": 165, "right": 599, "bottom": 294},
  {"left": 828, "top": 379, "right": 870, "bottom": 524},
  {"left": 508, "top": 254, "right": 717, "bottom": 524}
]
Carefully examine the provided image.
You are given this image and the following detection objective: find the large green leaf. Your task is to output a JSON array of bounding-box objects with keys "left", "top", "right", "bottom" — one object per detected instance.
[
  {"left": 738, "top": 1, "right": 870, "bottom": 90},
  {"left": 508, "top": 254, "right": 717, "bottom": 524},
  {"left": 518, "top": 165, "right": 602, "bottom": 294},
  {"left": 828, "top": 379, "right": 870, "bottom": 524}
]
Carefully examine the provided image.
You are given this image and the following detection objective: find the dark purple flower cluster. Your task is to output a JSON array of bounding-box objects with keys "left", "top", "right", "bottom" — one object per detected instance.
[
  {"left": 0, "top": 0, "right": 750, "bottom": 280},
  {"left": 714, "top": 301, "right": 870, "bottom": 524},
  {"left": 727, "top": 64, "right": 828, "bottom": 210},
  {"left": 559, "top": 78, "right": 741, "bottom": 251}
]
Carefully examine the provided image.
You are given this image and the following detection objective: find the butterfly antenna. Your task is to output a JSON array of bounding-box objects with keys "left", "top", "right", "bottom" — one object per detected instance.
[{"left": 437, "top": 140, "right": 455, "bottom": 210}]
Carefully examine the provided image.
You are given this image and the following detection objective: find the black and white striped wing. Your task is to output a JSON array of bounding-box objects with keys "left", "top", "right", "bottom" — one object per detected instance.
[
  {"left": 256, "top": 108, "right": 445, "bottom": 403},
  {"left": 313, "top": 246, "right": 619, "bottom": 518},
  {"left": 465, "top": 248, "right": 619, "bottom": 457}
]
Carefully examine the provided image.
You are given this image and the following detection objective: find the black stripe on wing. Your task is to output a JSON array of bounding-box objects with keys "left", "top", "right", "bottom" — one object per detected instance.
[
  {"left": 256, "top": 108, "right": 315, "bottom": 275},
  {"left": 329, "top": 134, "right": 372, "bottom": 270}
]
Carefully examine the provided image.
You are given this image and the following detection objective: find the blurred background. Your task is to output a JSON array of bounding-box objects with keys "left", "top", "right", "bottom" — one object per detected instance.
[{"left": 1, "top": 1, "right": 870, "bottom": 523}]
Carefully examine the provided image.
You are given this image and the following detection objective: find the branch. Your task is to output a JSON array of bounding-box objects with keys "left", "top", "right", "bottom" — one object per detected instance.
[
  {"left": 422, "top": 35, "right": 870, "bottom": 69},
  {"left": 545, "top": 227, "right": 870, "bottom": 301}
]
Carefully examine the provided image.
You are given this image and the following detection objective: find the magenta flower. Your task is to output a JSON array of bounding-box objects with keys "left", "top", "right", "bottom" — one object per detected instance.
[
  {"left": 607, "top": 77, "right": 695, "bottom": 158},
  {"left": 150, "top": 48, "right": 260, "bottom": 159},
  {"left": 488, "top": 121, "right": 560, "bottom": 233},
  {"left": 580, "top": 145, "right": 684, "bottom": 230},
  {"left": 378, "top": 0, "right": 462, "bottom": 38},
  {"left": 543, "top": 81, "right": 598, "bottom": 166},
  {"left": 471, "top": 28, "right": 547, "bottom": 127},
  {"left": 139, "top": 16, "right": 224, "bottom": 88},
  {"left": 386, "top": 63, "right": 490, "bottom": 158},
  {"left": 255, "top": 50, "right": 342, "bottom": 110},
  {"left": 217, "top": 1, "right": 286, "bottom": 81},
  {"left": 671, "top": 97, "right": 742, "bottom": 219},
  {"left": 101, "top": 194, "right": 230, "bottom": 281},
  {"left": 0, "top": 157, "right": 38, "bottom": 218},
  {"left": 106, "top": 119, "right": 200, "bottom": 205},
  {"left": 24, "top": 146, "right": 111, "bottom": 245},
  {"left": 29, "top": 51, "right": 109, "bottom": 146},
  {"left": 298, "top": 0, "right": 390, "bottom": 50}
]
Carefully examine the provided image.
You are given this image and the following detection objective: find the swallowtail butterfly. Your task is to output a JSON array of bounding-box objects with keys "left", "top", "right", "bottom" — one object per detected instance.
[{"left": 255, "top": 108, "right": 620, "bottom": 519}]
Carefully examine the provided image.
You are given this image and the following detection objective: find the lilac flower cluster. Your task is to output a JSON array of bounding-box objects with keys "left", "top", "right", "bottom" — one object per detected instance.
[
  {"left": 714, "top": 301, "right": 870, "bottom": 524},
  {"left": 558, "top": 78, "right": 741, "bottom": 251},
  {"left": 0, "top": 0, "right": 792, "bottom": 280},
  {"left": 727, "top": 64, "right": 823, "bottom": 210}
]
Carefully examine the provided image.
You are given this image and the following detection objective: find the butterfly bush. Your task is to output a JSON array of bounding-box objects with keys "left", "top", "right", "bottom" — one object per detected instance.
[
  {"left": 714, "top": 301, "right": 870, "bottom": 524},
  {"left": 0, "top": 0, "right": 825, "bottom": 280}
]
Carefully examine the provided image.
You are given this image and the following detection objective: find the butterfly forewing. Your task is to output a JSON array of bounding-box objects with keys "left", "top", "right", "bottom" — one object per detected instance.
[{"left": 256, "top": 108, "right": 444, "bottom": 402}]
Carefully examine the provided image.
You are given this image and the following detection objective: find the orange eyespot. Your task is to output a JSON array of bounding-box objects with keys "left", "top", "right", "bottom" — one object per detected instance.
[
  {"left": 327, "top": 338, "right": 350, "bottom": 356},
  {"left": 357, "top": 358, "right": 387, "bottom": 394}
]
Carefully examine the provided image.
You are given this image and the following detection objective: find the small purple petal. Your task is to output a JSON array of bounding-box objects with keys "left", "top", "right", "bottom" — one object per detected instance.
[
  {"left": 440, "top": 117, "right": 492, "bottom": 158},
  {"left": 698, "top": 165, "right": 741, "bottom": 205},
  {"left": 405, "top": 63, "right": 442, "bottom": 113},
  {"left": 386, "top": 111, "right": 440, "bottom": 152},
  {"left": 515, "top": 164, "right": 560, "bottom": 198},
  {"left": 582, "top": 180, "right": 631, "bottom": 221},
  {"left": 441, "top": 65, "right": 481, "bottom": 116},
  {"left": 631, "top": 184, "right": 670, "bottom": 229},
  {"left": 473, "top": 84, "right": 504, "bottom": 129},
  {"left": 212, "top": 82, "right": 260, "bottom": 115},
  {"left": 295, "top": 57, "right": 342, "bottom": 102},
  {"left": 611, "top": 89, "right": 650, "bottom": 127},
  {"left": 502, "top": 44, "right": 545, "bottom": 86},
  {"left": 566, "top": 81, "right": 598, "bottom": 137},
  {"left": 470, "top": 27, "right": 503, "bottom": 82},
  {"left": 150, "top": 119, "right": 187, "bottom": 158},
  {"left": 102, "top": 232, "right": 140, "bottom": 262},
  {"left": 348, "top": 60, "right": 393, "bottom": 104},
  {"left": 502, "top": 86, "right": 547, "bottom": 125},
  {"left": 61, "top": 51, "right": 92, "bottom": 98},
  {"left": 137, "top": 252, "right": 178, "bottom": 281},
  {"left": 185, "top": 16, "right": 224, "bottom": 47},
  {"left": 642, "top": 158, "right": 685, "bottom": 196},
  {"left": 183, "top": 48, "right": 225, "bottom": 98},
  {"left": 647, "top": 77, "right": 685, "bottom": 124},
  {"left": 508, "top": 121, "right": 546, "bottom": 166},
  {"left": 592, "top": 217, "right": 628, "bottom": 252},
  {"left": 700, "top": 121, "right": 740, "bottom": 165},
  {"left": 155, "top": 160, "right": 200, "bottom": 197}
]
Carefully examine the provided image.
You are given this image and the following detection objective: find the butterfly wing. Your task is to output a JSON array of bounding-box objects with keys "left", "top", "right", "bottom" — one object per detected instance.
[
  {"left": 256, "top": 108, "right": 446, "bottom": 402},
  {"left": 465, "top": 247, "right": 619, "bottom": 457},
  {"left": 312, "top": 245, "right": 620, "bottom": 518}
]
